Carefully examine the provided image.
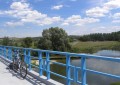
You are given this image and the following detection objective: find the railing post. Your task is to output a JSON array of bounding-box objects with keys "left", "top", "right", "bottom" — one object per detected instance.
[
  {"left": 66, "top": 54, "right": 71, "bottom": 85},
  {"left": 28, "top": 49, "right": 31, "bottom": 70},
  {"left": 43, "top": 59, "right": 46, "bottom": 71},
  {"left": 8, "top": 47, "right": 12, "bottom": 60},
  {"left": 74, "top": 67, "right": 78, "bottom": 82},
  {"left": 10, "top": 48, "right": 12, "bottom": 60},
  {"left": 24, "top": 49, "right": 27, "bottom": 63},
  {"left": 81, "top": 57, "right": 86, "bottom": 85},
  {"left": 2, "top": 47, "right": 4, "bottom": 56},
  {"left": 6, "top": 47, "right": 8, "bottom": 59},
  {"left": 46, "top": 52, "right": 50, "bottom": 80},
  {"left": 4, "top": 47, "right": 6, "bottom": 58},
  {"left": 38, "top": 51, "right": 43, "bottom": 76},
  {"left": 0, "top": 46, "right": 2, "bottom": 55}
]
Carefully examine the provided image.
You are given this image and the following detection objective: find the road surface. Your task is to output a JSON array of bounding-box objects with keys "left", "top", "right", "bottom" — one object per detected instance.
[{"left": 0, "top": 59, "right": 46, "bottom": 85}]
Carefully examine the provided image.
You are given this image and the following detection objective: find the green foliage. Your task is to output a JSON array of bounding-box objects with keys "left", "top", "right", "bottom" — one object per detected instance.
[
  {"left": 71, "top": 41, "right": 120, "bottom": 53},
  {"left": 38, "top": 27, "right": 71, "bottom": 51},
  {"left": 71, "top": 47, "right": 80, "bottom": 53},
  {"left": 112, "top": 42, "right": 120, "bottom": 50},
  {"left": 118, "top": 34, "right": 120, "bottom": 42},
  {"left": 111, "top": 82, "right": 120, "bottom": 85},
  {"left": 69, "top": 35, "right": 80, "bottom": 42},
  {"left": 1, "top": 37, "right": 13, "bottom": 46},
  {"left": 1, "top": 30, "right": 119, "bottom": 54},
  {"left": 38, "top": 37, "right": 52, "bottom": 50},
  {"left": 2, "top": 37, "right": 10, "bottom": 45},
  {"left": 22, "top": 37, "right": 33, "bottom": 48},
  {"left": 14, "top": 42, "right": 19, "bottom": 46},
  {"left": 79, "top": 31, "right": 120, "bottom": 41}
]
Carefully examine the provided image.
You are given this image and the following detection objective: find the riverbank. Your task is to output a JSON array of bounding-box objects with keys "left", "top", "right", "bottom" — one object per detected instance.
[
  {"left": 31, "top": 50, "right": 120, "bottom": 85},
  {"left": 71, "top": 41, "right": 120, "bottom": 53},
  {"left": 111, "top": 82, "right": 120, "bottom": 85}
]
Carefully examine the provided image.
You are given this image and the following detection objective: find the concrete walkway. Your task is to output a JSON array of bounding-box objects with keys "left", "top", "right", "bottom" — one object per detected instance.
[{"left": 0, "top": 59, "right": 46, "bottom": 85}]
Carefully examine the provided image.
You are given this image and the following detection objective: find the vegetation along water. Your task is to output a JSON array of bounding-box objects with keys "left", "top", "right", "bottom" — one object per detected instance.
[{"left": 0, "top": 27, "right": 120, "bottom": 85}]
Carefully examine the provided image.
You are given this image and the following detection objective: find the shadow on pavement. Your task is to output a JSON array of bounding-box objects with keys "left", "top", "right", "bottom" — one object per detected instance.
[{"left": 0, "top": 57, "right": 46, "bottom": 85}]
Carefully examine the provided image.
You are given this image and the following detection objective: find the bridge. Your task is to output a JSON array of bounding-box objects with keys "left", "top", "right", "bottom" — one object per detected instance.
[{"left": 0, "top": 46, "right": 120, "bottom": 85}]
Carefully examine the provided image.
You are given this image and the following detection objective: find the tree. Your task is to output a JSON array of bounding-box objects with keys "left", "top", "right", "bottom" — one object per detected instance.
[
  {"left": 119, "top": 34, "right": 120, "bottom": 42},
  {"left": 22, "top": 37, "right": 33, "bottom": 48},
  {"left": 2, "top": 37, "right": 10, "bottom": 46},
  {"left": 79, "top": 31, "right": 120, "bottom": 41},
  {"left": 37, "top": 37, "right": 52, "bottom": 50},
  {"left": 38, "top": 27, "right": 71, "bottom": 51}
]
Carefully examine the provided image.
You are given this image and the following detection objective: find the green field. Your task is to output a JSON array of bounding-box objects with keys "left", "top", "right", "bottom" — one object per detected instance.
[
  {"left": 111, "top": 82, "right": 120, "bottom": 85},
  {"left": 71, "top": 41, "right": 120, "bottom": 53}
]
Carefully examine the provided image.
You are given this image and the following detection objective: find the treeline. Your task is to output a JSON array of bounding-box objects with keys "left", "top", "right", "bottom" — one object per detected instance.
[
  {"left": 0, "top": 28, "right": 120, "bottom": 53},
  {"left": 0, "top": 27, "right": 71, "bottom": 52},
  {"left": 77, "top": 31, "right": 120, "bottom": 41},
  {"left": 0, "top": 37, "right": 33, "bottom": 47}
]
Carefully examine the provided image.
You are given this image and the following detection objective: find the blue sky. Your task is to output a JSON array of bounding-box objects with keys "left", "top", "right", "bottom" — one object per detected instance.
[{"left": 0, "top": 0, "right": 120, "bottom": 37}]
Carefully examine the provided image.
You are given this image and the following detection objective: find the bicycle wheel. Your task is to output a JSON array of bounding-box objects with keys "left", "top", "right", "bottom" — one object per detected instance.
[
  {"left": 20, "top": 62, "right": 27, "bottom": 78},
  {"left": 13, "top": 58, "right": 18, "bottom": 72}
]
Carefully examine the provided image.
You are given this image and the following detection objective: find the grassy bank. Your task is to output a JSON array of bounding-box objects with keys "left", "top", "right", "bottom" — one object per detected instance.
[
  {"left": 71, "top": 41, "right": 120, "bottom": 53},
  {"left": 111, "top": 82, "right": 120, "bottom": 85}
]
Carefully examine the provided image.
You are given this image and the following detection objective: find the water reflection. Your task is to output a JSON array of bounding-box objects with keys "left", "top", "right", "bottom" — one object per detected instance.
[
  {"left": 50, "top": 50, "right": 120, "bottom": 85},
  {"left": 94, "top": 50, "right": 120, "bottom": 57},
  {"left": 33, "top": 50, "right": 120, "bottom": 85},
  {"left": 71, "top": 59, "right": 120, "bottom": 85},
  {"left": 50, "top": 59, "right": 66, "bottom": 84}
]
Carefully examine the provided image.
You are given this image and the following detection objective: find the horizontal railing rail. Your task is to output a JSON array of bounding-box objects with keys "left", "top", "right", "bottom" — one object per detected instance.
[{"left": 0, "top": 45, "right": 120, "bottom": 85}]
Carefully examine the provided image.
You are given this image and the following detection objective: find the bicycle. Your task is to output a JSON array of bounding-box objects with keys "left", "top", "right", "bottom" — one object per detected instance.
[{"left": 12, "top": 50, "right": 27, "bottom": 78}]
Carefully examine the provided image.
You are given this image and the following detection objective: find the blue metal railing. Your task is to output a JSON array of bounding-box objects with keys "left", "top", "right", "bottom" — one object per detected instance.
[{"left": 0, "top": 45, "right": 120, "bottom": 85}]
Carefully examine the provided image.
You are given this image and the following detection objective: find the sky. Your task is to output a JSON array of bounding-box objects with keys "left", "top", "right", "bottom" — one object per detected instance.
[{"left": 0, "top": 0, "right": 120, "bottom": 38}]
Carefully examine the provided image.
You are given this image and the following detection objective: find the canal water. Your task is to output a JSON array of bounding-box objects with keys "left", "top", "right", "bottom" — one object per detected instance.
[
  {"left": 71, "top": 50, "right": 120, "bottom": 85},
  {"left": 33, "top": 50, "right": 120, "bottom": 85}
]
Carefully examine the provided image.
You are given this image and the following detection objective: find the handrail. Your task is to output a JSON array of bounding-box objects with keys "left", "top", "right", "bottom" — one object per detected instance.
[{"left": 0, "top": 45, "right": 120, "bottom": 85}]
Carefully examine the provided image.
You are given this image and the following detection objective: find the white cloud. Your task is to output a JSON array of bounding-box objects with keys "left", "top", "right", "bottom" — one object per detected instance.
[
  {"left": 61, "top": 23, "right": 69, "bottom": 26},
  {"left": 36, "top": 16, "right": 62, "bottom": 26},
  {"left": 6, "top": 21, "right": 23, "bottom": 26},
  {"left": 62, "top": 15, "right": 99, "bottom": 26},
  {"left": 51, "top": 5, "right": 63, "bottom": 10},
  {"left": 0, "top": 1, "right": 62, "bottom": 26},
  {"left": 86, "top": 7, "right": 109, "bottom": 17},
  {"left": 104, "top": 0, "right": 120, "bottom": 9},
  {"left": 86, "top": 0, "right": 120, "bottom": 17},
  {"left": 112, "top": 12, "right": 120, "bottom": 24},
  {"left": 66, "top": 26, "right": 120, "bottom": 35},
  {"left": 113, "top": 13, "right": 120, "bottom": 19},
  {"left": 10, "top": 2, "right": 29, "bottom": 10},
  {"left": 112, "top": 20, "right": 120, "bottom": 23},
  {"left": 88, "top": 26, "right": 120, "bottom": 33},
  {"left": 0, "top": 11, "right": 3, "bottom": 14}
]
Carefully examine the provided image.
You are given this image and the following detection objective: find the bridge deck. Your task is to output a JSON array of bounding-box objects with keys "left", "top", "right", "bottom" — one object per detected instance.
[{"left": 0, "top": 59, "right": 46, "bottom": 85}]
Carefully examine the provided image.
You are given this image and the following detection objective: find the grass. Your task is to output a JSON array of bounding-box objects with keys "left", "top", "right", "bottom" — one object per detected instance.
[
  {"left": 111, "top": 82, "right": 120, "bottom": 85},
  {"left": 71, "top": 41, "right": 120, "bottom": 53}
]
